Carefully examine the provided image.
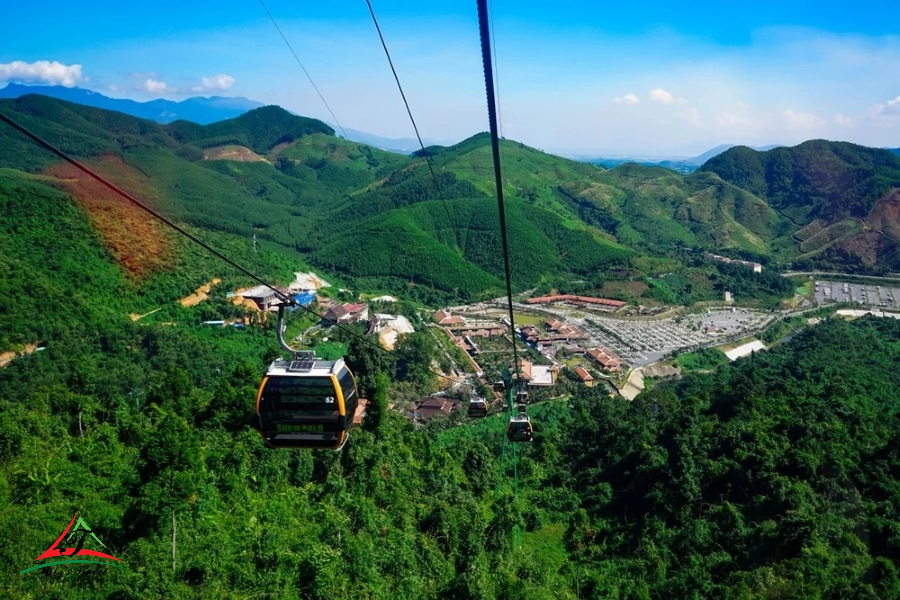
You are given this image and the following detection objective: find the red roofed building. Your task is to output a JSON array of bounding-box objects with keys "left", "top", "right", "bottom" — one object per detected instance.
[
  {"left": 517, "top": 359, "right": 533, "bottom": 381},
  {"left": 526, "top": 294, "right": 626, "bottom": 308},
  {"left": 587, "top": 347, "right": 624, "bottom": 372},
  {"left": 434, "top": 308, "right": 465, "bottom": 326},
  {"left": 415, "top": 396, "right": 461, "bottom": 421},
  {"left": 545, "top": 319, "right": 564, "bottom": 331},
  {"left": 557, "top": 325, "right": 587, "bottom": 339},
  {"left": 574, "top": 366, "right": 594, "bottom": 387},
  {"left": 323, "top": 302, "right": 369, "bottom": 324}
]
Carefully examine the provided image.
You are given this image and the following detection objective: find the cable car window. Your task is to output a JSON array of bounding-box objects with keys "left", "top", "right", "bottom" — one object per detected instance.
[
  {"left": 337, "top": 368, "right": 357, "bottom": 402},
  {"left": 265, "top": 377, "right": 339, "bottom": 410}
]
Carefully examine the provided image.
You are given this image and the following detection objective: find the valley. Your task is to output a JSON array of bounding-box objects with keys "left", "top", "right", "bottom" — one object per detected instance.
[{"left": 2, "top": 93, "right": 900, "bottom": 598}]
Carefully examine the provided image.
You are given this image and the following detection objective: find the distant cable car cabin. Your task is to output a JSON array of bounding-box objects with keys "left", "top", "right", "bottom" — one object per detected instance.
[
  {"left": 468, "top": 397, "right": 489, "bottom": 418},
  {"left": 506, "top": 412, "right": 533, "bottom": 443},
  {"left": 254, "top": 304, "right": 366, "bottom": 450},
  {"left": 506, "top": 385, "right": 533, "bottom": 442}
]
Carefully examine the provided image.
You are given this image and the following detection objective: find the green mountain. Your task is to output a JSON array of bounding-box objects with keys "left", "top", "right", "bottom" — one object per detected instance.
[
  {"left": 700, "top": 141, "right": 900, "bottom": 271},
  {"left": 4, "top": 93, "right": 900, "bottom": 303},
  {"left": 0, "top": 96, "right": 635, "bottom": 300},
  {"left": 551, "top": 161, "right": 789, "bottom": 260},
  {"left": 309, "top": 134, "right": 634, "bottom": 296}
]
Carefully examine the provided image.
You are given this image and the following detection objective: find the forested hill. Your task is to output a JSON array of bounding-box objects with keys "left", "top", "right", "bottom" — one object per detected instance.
[
  {"left": 4, "top": 93, "right": 900, "bottom": 301},
  {"left": 700, "top": 141, "right": 900, "bottom": 271},
  {"left": 700, "top": 140, "right": 900, "bottom": 221},
  {"left": 0, "top": 94, "right": 636, "bottom": 300},
  {"left": 565, "top": 316, "right": 900, "bottom": 597}
]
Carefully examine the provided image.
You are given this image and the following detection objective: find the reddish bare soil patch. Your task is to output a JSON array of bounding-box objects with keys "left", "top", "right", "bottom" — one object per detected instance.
[
  {"left": 46, "top": 157, "right": 174, "bottom": 279},
  {"left": 866, "top": 188, "right": 900, "bottom": 242},
  {"left": 833, "top": 232, "right": 883, "bottom": 266}
]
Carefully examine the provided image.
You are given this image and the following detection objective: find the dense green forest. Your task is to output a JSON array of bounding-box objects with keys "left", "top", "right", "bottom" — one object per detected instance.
[
  {"left": 3, "top": 95, "right": 900, "bottom": 597},
  {"left": 3, "top": 262, "right": 900, "bottom": 598}
]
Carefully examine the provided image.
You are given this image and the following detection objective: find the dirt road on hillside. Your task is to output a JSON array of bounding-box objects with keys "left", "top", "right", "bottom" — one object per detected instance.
[{"left": 179, "top": 278, "right": 222, "bottom": 307}]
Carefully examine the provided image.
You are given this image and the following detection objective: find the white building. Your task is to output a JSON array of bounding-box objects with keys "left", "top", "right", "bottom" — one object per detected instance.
[{"left": 368, "top": 313, "right": 415, "bottom": 350}]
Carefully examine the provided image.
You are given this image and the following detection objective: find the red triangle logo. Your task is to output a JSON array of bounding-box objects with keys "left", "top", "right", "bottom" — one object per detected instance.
[{"left": 33, "top": 513, "right": 121, "bottom": 562}]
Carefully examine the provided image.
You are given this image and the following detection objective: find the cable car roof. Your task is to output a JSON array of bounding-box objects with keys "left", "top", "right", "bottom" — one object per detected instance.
[{"left": 266, "top": 357, "right": 348, "bottom": 377}]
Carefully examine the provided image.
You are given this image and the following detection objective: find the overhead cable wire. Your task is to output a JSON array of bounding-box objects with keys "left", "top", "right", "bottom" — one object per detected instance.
[
  {"left": 363, "top": 0, "right": 458, "bottom": 233},
  {"left": 475, "top": 0, "right": 522, "bottom": 381},
  {"left": 488, "top": 0, "right": 503, "bottom": 139},
  {"left": 257, "top": 0, "right": 348, "bottom": 139}
]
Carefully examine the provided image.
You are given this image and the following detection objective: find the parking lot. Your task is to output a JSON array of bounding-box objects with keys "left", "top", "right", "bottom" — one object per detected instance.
[
  {"left": 814, "top": 281, "right": 900, "bottom": 308},
  {"left": 581, "top": 309, "right": 774, "bottom": 366}
]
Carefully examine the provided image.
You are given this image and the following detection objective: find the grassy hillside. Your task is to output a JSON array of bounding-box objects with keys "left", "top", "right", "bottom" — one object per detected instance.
[{"left": 554, "top": 163, "right": 788, "bottom": 256}]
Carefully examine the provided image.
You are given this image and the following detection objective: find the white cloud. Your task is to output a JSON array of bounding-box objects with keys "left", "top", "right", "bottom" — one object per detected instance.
[
  {"left": 866, "top": 96, "right": 900, "bottom": 127},
  {"left": 782, "top": 109, "right": 826, "bottom": 129},
  {"left": 613, "top": 93, "right": 640, "bottom": 104},
  {"left": 680, "top": 107, "right": 704, "bottom": 127},
  {"left": 0, "top": 60, "right": 83, "bottom": 87},
  {"left": 885, "top": 96, "right": 900, "bottom": 114},
  {"left": 649, "top": 88, "right": 674, "bottom": 104},
  {"left": 834, "top": 112, "right": 855, "bottom": 126},
  {"left": 192, "top": 73, "right": 235, "bottom": 93},
  {"left": 144, "top": 78, "right": 174, "bottom": 93}
]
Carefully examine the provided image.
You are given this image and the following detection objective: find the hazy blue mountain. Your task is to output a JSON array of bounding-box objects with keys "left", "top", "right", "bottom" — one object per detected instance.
[
  {"left": 888, "top": 148, "right": 900, "bottom": 156},
  {"left": 0, "top": 83, "right": 263, "bottom": 124},
  {"left": 335, "top": 125, "right": 454, "bottom": 154},
  {"left": 683, "top": 144, "right": 782, "bottom": 166},
  {"left": 583, "top": 144, "right": 782, "bottom": 174}
]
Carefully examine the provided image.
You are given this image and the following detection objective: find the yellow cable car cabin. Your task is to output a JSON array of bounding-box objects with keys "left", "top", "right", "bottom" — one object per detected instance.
[
  {"left": 507, "top": 411, "right": 533, "bottom": 443},
  {"left": 468, "top": 397, "right": 489, "bottom": 418},
  {"left": 255, "top": 356, "right": 360, "bottom": 450}
]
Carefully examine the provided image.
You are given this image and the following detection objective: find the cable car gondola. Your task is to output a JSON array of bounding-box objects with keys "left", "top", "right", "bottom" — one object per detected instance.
[
  {"left": 468, "top": 397, "right": 489, "bottom": 418},
  {"left": 506, "top": 411, "right": 533, "bottom": 443},
  {"left": 255, "top": 353, "right": 360, "bottom": 450},
  {"left": 506, "top": 394, "right": 533, "bottom": 442},
  {"left": 254, "top": 304, "right": 365, "bottom": 450}
]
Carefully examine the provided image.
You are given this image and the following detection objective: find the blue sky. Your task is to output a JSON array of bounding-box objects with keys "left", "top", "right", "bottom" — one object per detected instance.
[{"left": 2, "top": 0, "right": 899, "bottom": 155}]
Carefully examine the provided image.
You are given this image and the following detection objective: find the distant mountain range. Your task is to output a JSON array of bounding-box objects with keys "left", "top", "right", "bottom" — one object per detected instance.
[
  {"left": 332, "top": 126, "right": 451, "bottom": 154},
  {"left": 0, "top": 84, "right": 449, "bottom": 154},
  {"left": 0, "top": 83, "right": 263, "bottom": 125},
  {"left": 585, "top": 144, "right": 783, "bottom": 173}
]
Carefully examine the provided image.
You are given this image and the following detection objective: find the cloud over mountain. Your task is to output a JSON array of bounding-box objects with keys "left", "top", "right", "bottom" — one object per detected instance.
[
  {"left": 0, "top": 60, "right": 83, "bottom": 87},
  {"left": 144, "top": 79, "right": 174, "bottom": 93},
  {"left": 193, "top": 74, "right": 235, "bottom": 93}
]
